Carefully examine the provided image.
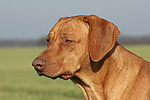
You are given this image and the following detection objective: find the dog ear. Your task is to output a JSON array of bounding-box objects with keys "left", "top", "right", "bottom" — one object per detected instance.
[{"left": 83, "top": 15, "right": 120, "bottom": 62}]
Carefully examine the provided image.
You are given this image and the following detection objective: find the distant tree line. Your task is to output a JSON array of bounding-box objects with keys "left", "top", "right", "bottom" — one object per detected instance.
[
  {"left": 0, "top": 34, "right": 150, "bottom": 47},
  {"left": 117, "top": 35, "right": 150, "bottom": 44},
  {"left": 0, "top": 37, "right": 47, "bottom": 47}
]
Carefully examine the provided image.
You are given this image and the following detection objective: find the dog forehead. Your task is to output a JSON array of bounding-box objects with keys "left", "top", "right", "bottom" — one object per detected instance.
[
  {"left": 61, "top": 20, "right": 82, "bottom": 32},
  {"left": 48, "top": 17, "right": 88, "bottom": 39},
  {"left": 47, "top": 17, "right": 75, "bottom": 38}
]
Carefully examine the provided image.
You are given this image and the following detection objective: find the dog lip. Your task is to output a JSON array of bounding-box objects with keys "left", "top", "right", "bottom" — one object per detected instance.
[
  {"left": 35, "top": 71, "right": 73, "bottom": 80},
  {"left": 41, "top": 73, "right": 58, "bottom": 80},
  {"left": 37, "top": 71, "right": 43, "bottom": 76},
  {"left": 34, "top": 67, "right": 43, "bottom": 76},
  {"left": 59, "top": 73, "right": 73, "bottom": 80}
]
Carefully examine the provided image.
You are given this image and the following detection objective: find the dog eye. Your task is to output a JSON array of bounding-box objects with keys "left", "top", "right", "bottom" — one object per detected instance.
[
  {"left": 46, "top": 38, "right": 50, "bottom": 42},
  {"left": 66, "top": 39, "right": 72, "bottom": 43},
  {"left": 64, "top": 39, "right": 74, "bottom": 44}
]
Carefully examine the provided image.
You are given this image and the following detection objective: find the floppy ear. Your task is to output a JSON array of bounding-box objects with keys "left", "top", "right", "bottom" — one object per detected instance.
[{"left": 83, "top": 15, "right": 120, "bottom": 62}]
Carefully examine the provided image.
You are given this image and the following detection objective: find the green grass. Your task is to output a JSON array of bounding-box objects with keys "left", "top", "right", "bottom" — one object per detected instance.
[
  {"left": 0, "top": 45, "right": 150, "bottom": 100},
  {"left": 123, "top": 44, "right": 150, "bottom": 61},
  {"left": 0, "top": 47, "right": 84, "bottom": 100}
]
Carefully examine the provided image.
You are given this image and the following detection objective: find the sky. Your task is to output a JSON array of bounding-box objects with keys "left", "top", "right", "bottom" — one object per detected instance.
[{"left": 0, "top": 0, "right": 150, "bottom": 40}]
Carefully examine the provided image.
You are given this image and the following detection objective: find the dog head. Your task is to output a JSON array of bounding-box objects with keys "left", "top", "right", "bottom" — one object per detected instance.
[{"left": 32, "top": 15, "right": 120, "bottom": 80}]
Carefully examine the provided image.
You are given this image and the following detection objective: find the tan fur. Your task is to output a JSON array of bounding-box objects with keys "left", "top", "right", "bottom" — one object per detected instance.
[{"left": 32, "top": 14, "right": 150, "bottom": 100}]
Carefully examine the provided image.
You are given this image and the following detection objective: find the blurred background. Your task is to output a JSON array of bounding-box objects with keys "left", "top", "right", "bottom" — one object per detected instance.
[
  {"left": 0, "top": 0, "right": 150, "bottom": 100},
  {"left": 0, "top": 0, "right": 150, "bottom": 46}
]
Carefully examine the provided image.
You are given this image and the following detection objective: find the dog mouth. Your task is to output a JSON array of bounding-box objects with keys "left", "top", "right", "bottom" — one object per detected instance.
[
  {"left": 58, "top": 73, "right": 73, "bottom": 80},
  {"left": 37, "top": 71, "right": 43, "bottom": 76},
  {"left": 36, "top": 71, "right": 73, "bottom": 80}
]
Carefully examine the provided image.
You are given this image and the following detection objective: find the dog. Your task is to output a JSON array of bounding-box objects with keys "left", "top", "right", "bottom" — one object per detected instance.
[{"left": 32, "top": 14, "right": 150, "bottom": 100}]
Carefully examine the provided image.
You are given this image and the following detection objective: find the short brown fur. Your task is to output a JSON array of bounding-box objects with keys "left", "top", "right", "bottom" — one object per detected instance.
[{"left": 32, "top": 14, "right": 150, "bottom": 100}]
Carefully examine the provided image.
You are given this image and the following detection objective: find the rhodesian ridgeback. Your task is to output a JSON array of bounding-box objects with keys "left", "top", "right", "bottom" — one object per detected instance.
[{"left": 32, "top": 14, "right": 150, "bottom": 100}]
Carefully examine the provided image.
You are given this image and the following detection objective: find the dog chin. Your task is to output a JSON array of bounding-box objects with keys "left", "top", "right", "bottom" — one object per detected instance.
[{"left": 38, "top": 72, "right": 73, "bottom": 80}]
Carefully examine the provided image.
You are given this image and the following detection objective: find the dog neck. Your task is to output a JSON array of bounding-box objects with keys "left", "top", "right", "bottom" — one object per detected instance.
[
  {"left": 71, "top": 42, "right": 119, "bottom": 100},
  {"left": 71, "top": 42, "right": 147, "bottom": 100}
]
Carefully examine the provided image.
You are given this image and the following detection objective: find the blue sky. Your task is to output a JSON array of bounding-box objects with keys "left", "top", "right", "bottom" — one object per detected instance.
[{"left": 0, "top": 0, "right": 150, "bottom": 39}]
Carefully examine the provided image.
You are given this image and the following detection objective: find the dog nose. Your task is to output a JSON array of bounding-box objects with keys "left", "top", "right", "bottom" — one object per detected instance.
[{"left": 32, "top": 58, "right": 45, "bottom": 71}]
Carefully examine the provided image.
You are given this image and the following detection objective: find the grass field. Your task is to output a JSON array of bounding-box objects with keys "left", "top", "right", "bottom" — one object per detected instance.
[{"left": 0, "top": 45, "right": 150, "bottom": 100}]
